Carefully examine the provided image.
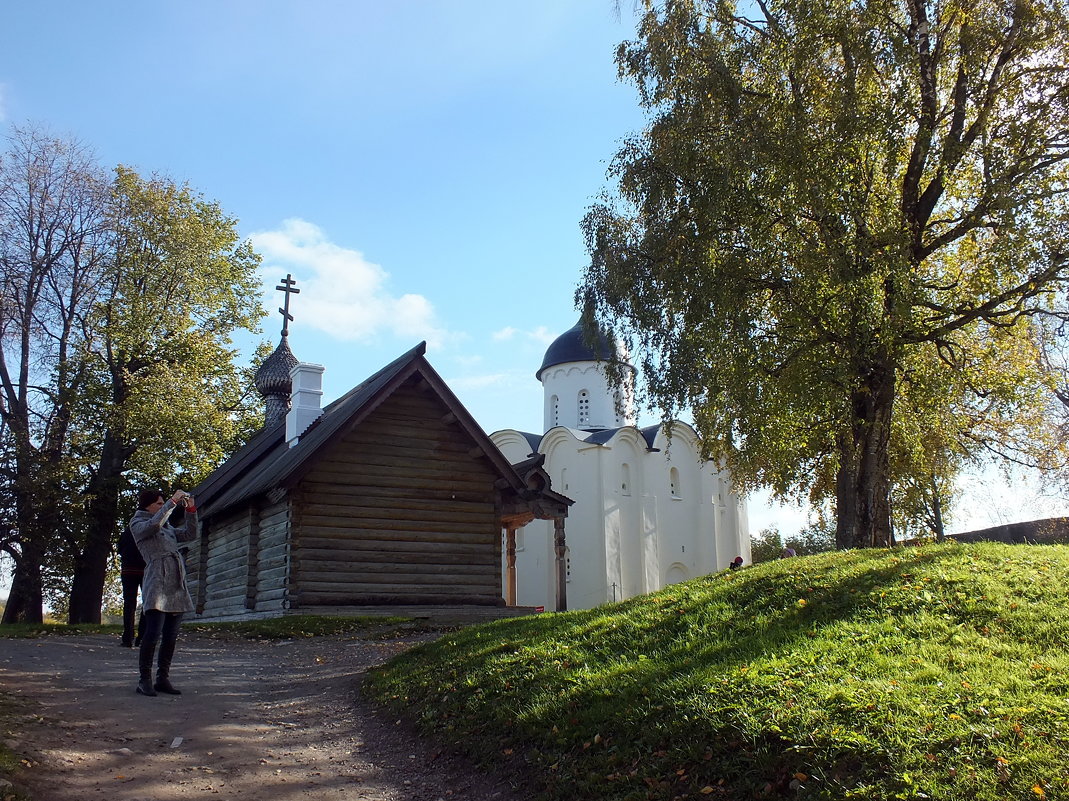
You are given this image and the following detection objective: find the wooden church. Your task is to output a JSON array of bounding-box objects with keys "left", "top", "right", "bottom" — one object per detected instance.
[{"left": 188, "top": 279, "right": 571, "bottom": 621}]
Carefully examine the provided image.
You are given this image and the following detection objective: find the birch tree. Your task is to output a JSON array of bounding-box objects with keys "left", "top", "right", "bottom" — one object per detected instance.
[{"left": 581, "top": 0, "right": 1069, "bottom": 547}]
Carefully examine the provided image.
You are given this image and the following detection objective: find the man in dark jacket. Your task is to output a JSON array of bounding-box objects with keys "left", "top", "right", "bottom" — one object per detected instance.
[{"left": 117, "top": 525, "right": 146, "bottom": 647}]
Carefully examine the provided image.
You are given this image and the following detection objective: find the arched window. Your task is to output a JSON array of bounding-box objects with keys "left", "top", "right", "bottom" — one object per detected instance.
[
  {"left": 620, "top": 462, "right": 631, "bottom": 496},
  {"left": 560, "top": 467, "right": 569, "bottom": 492},
  {"left": 670, "top": 467, "right": 681, "bottom": 498},
  {"left": 578, "top": 390, "right": 590, "bottom": 426},
  {"left": 551, "top": 394, "right": 559, "bottom": 427}
]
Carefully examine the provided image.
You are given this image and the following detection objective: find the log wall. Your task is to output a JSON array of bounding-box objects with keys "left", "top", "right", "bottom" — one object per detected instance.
[
  {"left": 292, "top": 377, "right": 504, "bottom": 606},
  {"left": 190, "top": 499, "right": 290, "bottom": 619}
]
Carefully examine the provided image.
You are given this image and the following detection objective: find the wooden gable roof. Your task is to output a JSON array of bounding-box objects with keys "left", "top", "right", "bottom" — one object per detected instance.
[{"left": 195, "top": 342, "right": 546, "bottom": 521}]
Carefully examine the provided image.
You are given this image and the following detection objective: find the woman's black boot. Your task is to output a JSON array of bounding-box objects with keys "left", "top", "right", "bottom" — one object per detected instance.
[
  {"left": 154, "top": 637, "right": 181, "bottom": 695},
  {"left": 137, "top": 639, "right": 157, "bottom": 696}
]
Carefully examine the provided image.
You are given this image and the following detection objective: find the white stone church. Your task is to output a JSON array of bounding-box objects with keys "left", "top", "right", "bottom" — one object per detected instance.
[{"left": 491, "top": 321, "right": 751, "bottom": 611}]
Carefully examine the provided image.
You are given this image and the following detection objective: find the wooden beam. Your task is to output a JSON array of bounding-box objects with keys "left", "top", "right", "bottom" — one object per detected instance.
[
  {"left": 554, "top": 517, "right": 567, "bottom": 612},
  {"left": 505, "top": 527, "right": 518, "bottom": 606}
]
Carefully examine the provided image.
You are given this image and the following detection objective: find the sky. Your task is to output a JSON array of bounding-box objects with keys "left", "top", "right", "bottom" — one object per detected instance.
[{"left": 2, "top": 0, "right": 1066, "bottom": 555}]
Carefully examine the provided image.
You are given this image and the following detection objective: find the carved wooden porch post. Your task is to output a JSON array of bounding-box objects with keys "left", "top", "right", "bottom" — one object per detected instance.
[
  {"left": 505, "top": 525, "right": 518, "bottom": 606},
  {"left": 553, "top": 516, "right": 567, "bottom": 612}
]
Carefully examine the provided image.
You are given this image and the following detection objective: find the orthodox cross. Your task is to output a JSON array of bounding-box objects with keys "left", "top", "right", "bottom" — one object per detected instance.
[{"left": 275, "top": 274, "right": 300, "bottom": 337}]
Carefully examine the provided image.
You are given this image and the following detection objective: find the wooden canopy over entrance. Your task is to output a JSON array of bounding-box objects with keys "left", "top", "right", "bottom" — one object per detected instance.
[{"left": 498, "top": 454, "right": 573, "bottom": 612}]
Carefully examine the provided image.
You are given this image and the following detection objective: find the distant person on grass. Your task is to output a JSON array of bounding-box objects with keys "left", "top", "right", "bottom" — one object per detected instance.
[
  {"left": 116, "top": 524, "right": 146, "bottom": 648},
  {"left": 129, "top": 487, "right": 198, "bottom": 697}
]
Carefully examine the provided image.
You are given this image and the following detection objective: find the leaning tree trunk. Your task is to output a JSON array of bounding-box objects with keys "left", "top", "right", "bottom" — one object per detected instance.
[
  {"left": 836, "top": 355, "right": 896, "bottom": 549},
  {"left": 68, "top": 431, "right": 129, "bottom": 624}
]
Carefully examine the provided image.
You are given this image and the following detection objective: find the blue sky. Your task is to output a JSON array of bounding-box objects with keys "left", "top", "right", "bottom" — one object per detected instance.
[
  {"left": 4, "top": 1, "right": 644, "bottom": 433},
  {"left": 3, "top": 1, "right": 1064, "bottom": 541}
]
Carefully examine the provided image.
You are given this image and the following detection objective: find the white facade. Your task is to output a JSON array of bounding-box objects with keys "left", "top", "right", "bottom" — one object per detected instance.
[
  {"left": 491, "top": 322, "right": 751, "bottom": 611},
  {"left": 540, "top": 361, "right": 636, "bottom": 430}
]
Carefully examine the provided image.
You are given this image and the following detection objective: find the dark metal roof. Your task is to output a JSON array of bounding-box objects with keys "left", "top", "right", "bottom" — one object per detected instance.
[
  {"left": 192, "top": 422, "right": 285, "bottom": 511},
  {"left": 536, "top": 319, "right": 630, "bottom": 380},
  {"left": 515, "top": 431, "right": 544, "bottom": 454},
  {"left": 515, "top": 424, "right": 661, "bottom": 451},
  {"left": 197, "top": 342, "right": 537, "bottom": 521}
]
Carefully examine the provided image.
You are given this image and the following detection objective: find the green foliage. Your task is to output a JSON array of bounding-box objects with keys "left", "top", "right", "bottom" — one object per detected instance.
[
  {"left": 86, "top": 165, "right": 266, "bottom": 487},
  {"left": 368, "top": 544, "right": 1069, "bottom": 801},
  {"left": 786, "top": 521, "right": 836, "bottom": 557},
  {"left": 750, "top": 526, "right": 783, "bottom": 564},
  {"left": 580, "top": 0, "right": 1069, "bottom": 547},
  {"left": 0, "top": 125, "right": 267, "bottom": 622}
]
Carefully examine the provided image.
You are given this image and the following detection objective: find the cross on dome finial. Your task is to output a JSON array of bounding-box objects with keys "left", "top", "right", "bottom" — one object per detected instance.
[{"left": 275, "top": 274, "right": 300, "bottom": 337}]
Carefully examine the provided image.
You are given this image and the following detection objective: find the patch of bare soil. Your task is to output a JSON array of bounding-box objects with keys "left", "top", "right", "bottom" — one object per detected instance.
[{"left": 0, "top": 632, "right": 533, "bottom": 801}]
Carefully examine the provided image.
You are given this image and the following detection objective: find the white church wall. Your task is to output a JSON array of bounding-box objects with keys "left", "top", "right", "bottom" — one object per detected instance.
[
  {"left": 549, "top": 431, "right": 611, "bottom": 609},
  {"left": 607, "top": 431, "right": 646, "bottom": 602},
  {"left": 647, "top": 424, "right": 737, "bottom": 583},
  {"left": 490, "top": 319, "right": 755, "bottom": 610},
  {"left": 492, "top": 420, "right": 752, "bottom": 610},
  {"left": 540, "top": 363, "right": 634, "bottom": 431}
]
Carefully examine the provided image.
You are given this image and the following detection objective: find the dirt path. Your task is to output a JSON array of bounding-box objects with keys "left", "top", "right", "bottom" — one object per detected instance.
[{"left": 0, "top": 632, "right": 531, "bottom": 801}]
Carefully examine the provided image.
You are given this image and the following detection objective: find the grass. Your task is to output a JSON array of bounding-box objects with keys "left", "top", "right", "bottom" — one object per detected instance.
[
  {"left": 365, "top": 543, "right": 1069, "bottom": 801},
  {"left": 0, "top": 614, "right": 431, "bottom": 641},
  {"left": 182, "top": 614, "right": 428, "bottom": 639}
]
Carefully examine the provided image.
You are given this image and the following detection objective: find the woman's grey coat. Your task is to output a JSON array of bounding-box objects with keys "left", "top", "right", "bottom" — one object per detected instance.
[{"left": 129, "top": 500, "right": 198, "bottom": 614}]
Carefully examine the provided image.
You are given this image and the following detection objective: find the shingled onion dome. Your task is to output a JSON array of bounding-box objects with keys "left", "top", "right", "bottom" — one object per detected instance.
[{"left": 255, "top": 335, "right": 300, "bottom": 428}]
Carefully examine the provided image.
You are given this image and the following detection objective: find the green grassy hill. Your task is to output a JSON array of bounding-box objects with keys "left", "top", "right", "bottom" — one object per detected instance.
[{"left": 367, "top": 543, "right": 1069, "bottom": 801}]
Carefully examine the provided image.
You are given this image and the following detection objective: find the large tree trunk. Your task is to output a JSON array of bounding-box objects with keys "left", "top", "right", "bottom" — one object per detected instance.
[
  {"left": 67, "top": 431, "right": 129, "bottom": 624},
  {"left": 836, "top": 355, "right": 896, "bottom": 549},
  {"left": 1, "top": 544, "right": 44, "bottom": 624},
  {"left": 2, "top": 464, "right": 59, "bottom": 624}
]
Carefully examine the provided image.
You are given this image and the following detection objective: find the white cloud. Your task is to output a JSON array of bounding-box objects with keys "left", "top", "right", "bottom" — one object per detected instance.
[
  {"left": 492, "top": 326, "right": 518, "bottom": 341},
  {"left": 251, "top": 219, "right": 449, "bottom": 346},
  {"left": 529, "top": 325, "right": 556, "bottom": 345},
  {"left": 448, "top": 372, "right": 513, "bottom": 392},
  {"left": 492, "top": 325, "right": 556, "bottom": 345}
]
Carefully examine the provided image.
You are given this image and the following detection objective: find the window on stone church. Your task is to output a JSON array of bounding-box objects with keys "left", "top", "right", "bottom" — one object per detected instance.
[
  {"left": 560, "top": 467, "right": 568, "bottom": 492},
  {"left": 551, "top": 394, "right": 559, "bottom": 426},
  {"left": 621, "top": 463, "right": 631, "bottom": 496},
  {"left": 578, "top": 390, "right": 590, "bottom": 426},
  {"left": 565, "top": 547, "right": 572, "bottom": 583},
  {"left": 670, "top": 467, "right": 681, "bottom": 498}
]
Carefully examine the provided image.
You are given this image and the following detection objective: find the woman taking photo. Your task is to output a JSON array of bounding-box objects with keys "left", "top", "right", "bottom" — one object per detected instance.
[{"left": 129, "top": 487, "right": 198, "bottom": 697}]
